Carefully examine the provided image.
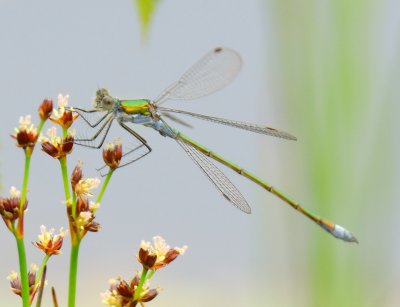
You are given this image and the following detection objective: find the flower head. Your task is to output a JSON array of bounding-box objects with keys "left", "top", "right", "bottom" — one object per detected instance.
[
  {"left": 103, "top": 138, "right": 122, "bottom": 170},
  {"left": 33, "top": 225, "right": 68, "bottom": 256},
  {"left": 74, "top": 177, "right": 101, "bottom": 198},
  {"left": 71, "top": 161, "right": 83, "bottom": 192},
  {"left": 11, "top": 115, "right": 38, "bottom": 150},
  {"left": 0, "top": 186, "right": 27, "bottom": 230},
  {"left": 7, "top": 264, "right": 39, "bottom": 298},
  {"left": 101, "top": 274, "right": 159, "bottom": 306},
  {"left": 38, "top": 99, "right": 54, "bottom": 121},
  {"left": 40, "top": 126, "right": 74, "bottom": 159},
  {"left": 69, "top": 197, "right": 101, "bottom": 238},
  {"left": 49, "top": 94, "right": 78, "bottom": 129},
  {"left": 138, "top": 236, "right": 187, "bottom": 270}
]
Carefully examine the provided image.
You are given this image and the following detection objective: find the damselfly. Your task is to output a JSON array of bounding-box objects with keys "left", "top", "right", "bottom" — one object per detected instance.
[{"left": 73, "top": 47, "right": 357, "bottom": 243}]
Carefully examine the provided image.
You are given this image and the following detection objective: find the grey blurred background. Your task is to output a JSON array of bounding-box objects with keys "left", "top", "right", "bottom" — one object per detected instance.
[{"left": 0, "top": 1, "right": 399, "bottom": 306}]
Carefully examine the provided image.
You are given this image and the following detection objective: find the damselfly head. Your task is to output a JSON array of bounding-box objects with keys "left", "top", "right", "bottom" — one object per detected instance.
[{"left": 93, "top": 88, "right": 115, "bottom": 110}]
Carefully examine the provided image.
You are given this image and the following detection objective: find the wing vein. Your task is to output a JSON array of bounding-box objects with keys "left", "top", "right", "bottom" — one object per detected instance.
[{"left": 176, "top": 138, "right": 251, "bottom": 214}]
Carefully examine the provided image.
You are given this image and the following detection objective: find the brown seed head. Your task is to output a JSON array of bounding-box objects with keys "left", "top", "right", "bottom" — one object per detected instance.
[
  {"left": 0, "top": 187, "right": 27, "bottom": 230},
  {"left": 7, "top": 264, "right": 39, "bottom": 298},
  {"left": 102, "top": 138, "right": 122, "bottom": 170},
  {"left": 38, "top": 99, "right": 53, "bottom": 120},
  {"left": 71, "top": 161, "right": 83, "bottom": 192},
  {"left": 40, "top": 127, "right": 74, "bottom": 159},
  {"left": 141, "top": 288, "right": 159, "bottom": 302},
  {"left": 138, "top": 236, "right": 188, "bottom": 271},
  {"left": 138, "top": 247, "right": 157, "bottom": 270},
  {"left": 11, "top": 115, "right": 38, "bottom": 150},
  {"left": 49, "top": 94, "right": 78, "bottom": 129}
]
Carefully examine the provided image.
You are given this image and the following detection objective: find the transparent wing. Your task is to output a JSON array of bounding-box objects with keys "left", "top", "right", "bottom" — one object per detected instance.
[
  {"left": 159, "top": 107, "right": 297, "bottom": 140},
  {"left": 154, "top": 47, "right": 242, "bottom": 105},
  {"left": 177, "top": 138, "right": 251, "bottom": 214},
  {"left": 160, "top": 112, "right": 193, "bottom": 128}
]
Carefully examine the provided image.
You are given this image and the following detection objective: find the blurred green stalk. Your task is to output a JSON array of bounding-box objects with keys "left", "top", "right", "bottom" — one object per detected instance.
[
  {"left": 266, "top": 1, "right": 388, "bottom": 306},
  {"left": 134, "top": 0, "right": 160, "bottom": 42}
]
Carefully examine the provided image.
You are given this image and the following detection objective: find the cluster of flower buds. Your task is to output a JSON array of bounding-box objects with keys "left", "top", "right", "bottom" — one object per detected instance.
[
  {"left": 40, "top": 94, "right": 77, "bottom": 159},
  {"left": 101, "top": 274, "right": 159, "bottom": 307},
  {"left": 49, "top": 94, "right": 78, "bottom": 129},
  {"left": 103, "top": 138, "right": 123, "bottom": 171},
  {"left": 33, "top": 225, "right": 68, "bottom": 256},
  {"left": 38, "top": 98, "right": 53, "bottom": 121},
  {"left": 7, "top": 264, "right": 40, "bottom": 300},
  {"left": 40, "top": 126, "right": 74, "bottom": 159},
  {"left": 69, "top": 162, "right": 102, "bottom": 238},
  {"left": 0, "top": 187, "right": 27, "bottom": 231},
  {"left": 11, "top": 99, "right": 53, "bottom": 155},
  {"left": 11, "top": 115, "right": 38, "bottom": 151},
  {"left": 138, "top": 236, "right": 188, "bottom": 271},
  {"left": 101, "top": 236, "right": 187, "bottom": 306}
]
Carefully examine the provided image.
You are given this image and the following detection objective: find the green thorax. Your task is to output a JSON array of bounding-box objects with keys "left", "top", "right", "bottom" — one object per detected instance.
[{"left": 120, "top": 99, "right": 151, "bottom": 115}]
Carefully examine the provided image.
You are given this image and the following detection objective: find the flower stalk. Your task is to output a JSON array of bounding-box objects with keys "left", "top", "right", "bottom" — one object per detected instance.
[
  {"left": 133, "top": 269, "right": 148, "bottom": 301},
  {"left": 15, "top": 235, "right": 30, "bottom": 307},
  {"left": 68, "top": 243, "right": 80, "bottom": 307}
]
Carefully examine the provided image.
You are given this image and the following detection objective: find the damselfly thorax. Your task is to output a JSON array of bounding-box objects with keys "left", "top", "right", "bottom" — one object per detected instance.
[{"left": 96, "top": 93, "right": 178, "bottom": 138}]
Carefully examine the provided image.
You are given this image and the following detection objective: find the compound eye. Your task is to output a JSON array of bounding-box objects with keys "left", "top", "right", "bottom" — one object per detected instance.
[{"left": 102, "top": 96, "right": 114, "bottom": 107}]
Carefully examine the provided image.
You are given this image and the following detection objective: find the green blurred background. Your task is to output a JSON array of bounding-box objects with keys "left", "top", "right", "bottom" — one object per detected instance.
[{"left": 0, "top": 0, "right": 398, "bottom": 306}]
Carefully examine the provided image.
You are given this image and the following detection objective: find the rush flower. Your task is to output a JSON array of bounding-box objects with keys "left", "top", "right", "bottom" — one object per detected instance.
[
  {"left": 101, "top": 274, "right": 158, "bottom": 307},
  {"left": 71, "top": 161, "right": 83, "bottom": 192},
  {"left": 11, "top": 115, "right": 38, "bottom": 150},
  {"left": 7, "top": 264, "right": 39, "bottom": 298},
  {"left": 50, "top": 94, "right": 78, "bottom": 129},
  {"left": 38, "top": 99, "right": 53, "bottom": 121},
  {"left": 0, "top": 186, "right": 27, "bottom": 230},
  {"left": 70, "top": 197, "right": 101, "bottom": 237},
  {"left": 40, "top": 126, "right": 74, "bottom": 159},
  {"left": 74, "top": 177, "right": 101, "bottom": 198},
  {"left": 33, "top": 225, "right": 68, "bottom": 256},
  {"left": 75, "top": 210, "right": 101, "bottom": 232},
  {"left": 102, "top": 138, "right": 122, "bottom": 170},
  {"left": 138, "top": 236, "right": 188, "bottom": 271}
]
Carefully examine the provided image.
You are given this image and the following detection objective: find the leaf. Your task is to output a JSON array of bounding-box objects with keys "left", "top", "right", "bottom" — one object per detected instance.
[{"left": 134, "top": 0, "right": 161, "bottom": 41}]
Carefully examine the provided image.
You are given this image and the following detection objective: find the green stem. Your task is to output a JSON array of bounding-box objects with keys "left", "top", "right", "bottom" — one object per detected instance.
[
  {"left": 68, "top": 242, "right": 81, "bottom": 307},
  {"left": 134, "top": 269, "right": 148, "bottom": 300},
  {"left": 95, "top": 169, "right": 113, "bottom": 210},
  {"left": 62, "top": 127, "right": 68, "bottom": 139},
  {"left": 14, "top": 149, "right": 33, "bottom": 307},
  {"left": 59, "top": 157, "right": 72, "bottom": 209},
  {"left": 15, "top": 235, "right": 30, "bottom": 307},
  {"left": 37, "top": 119, "right": 45, "bottom": 136},
  {"left": 35, "top": 254, "right": 50, "bottom": 284},
  {"left": 17, "top": 152, "right": 31, "bottom": 234},
  {"left": 146, "top": 270, "right": 155, "bottom": 280}
]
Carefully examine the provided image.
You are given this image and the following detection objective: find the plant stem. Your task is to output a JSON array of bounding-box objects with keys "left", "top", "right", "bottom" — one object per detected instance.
[
  {"left": 36, "top": 254, "right": 50, "bottom": 284},
  {"left": 14, "top": 149, "right": 33, "bottom": 307},
  {"left": 15, "top": 235, "right": 30, "bottom": 307},
  {"left": 35, "top": 265, "right": 47, "bottom": 307},
  {"left": 37, "top": 119, "right": 45, "bottom": 136},
  {"left": 17, "top": 153, "right": 31, "bottom": 234},
  {"left": 68, "top": 242, "right": 81, "bottom": 307},
  {"left": 146, "top": 270, "right": 155, "bottom": 280},
  {"left": 52, "top": 287, "right": 59, "bottom": 307},
  {"left": 59, "top": 157, "right": 72, "bottom": 210},
  {"left": 134, "top": 269, "right": 148, "bottom": 300},
  {"left": 95, "top": 170, "right": 113, "bottom": 208}
]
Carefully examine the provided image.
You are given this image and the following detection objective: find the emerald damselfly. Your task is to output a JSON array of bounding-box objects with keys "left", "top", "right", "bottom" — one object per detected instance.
[{"left": 72, "top": 47, "right": 357, "bottom": 243}]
